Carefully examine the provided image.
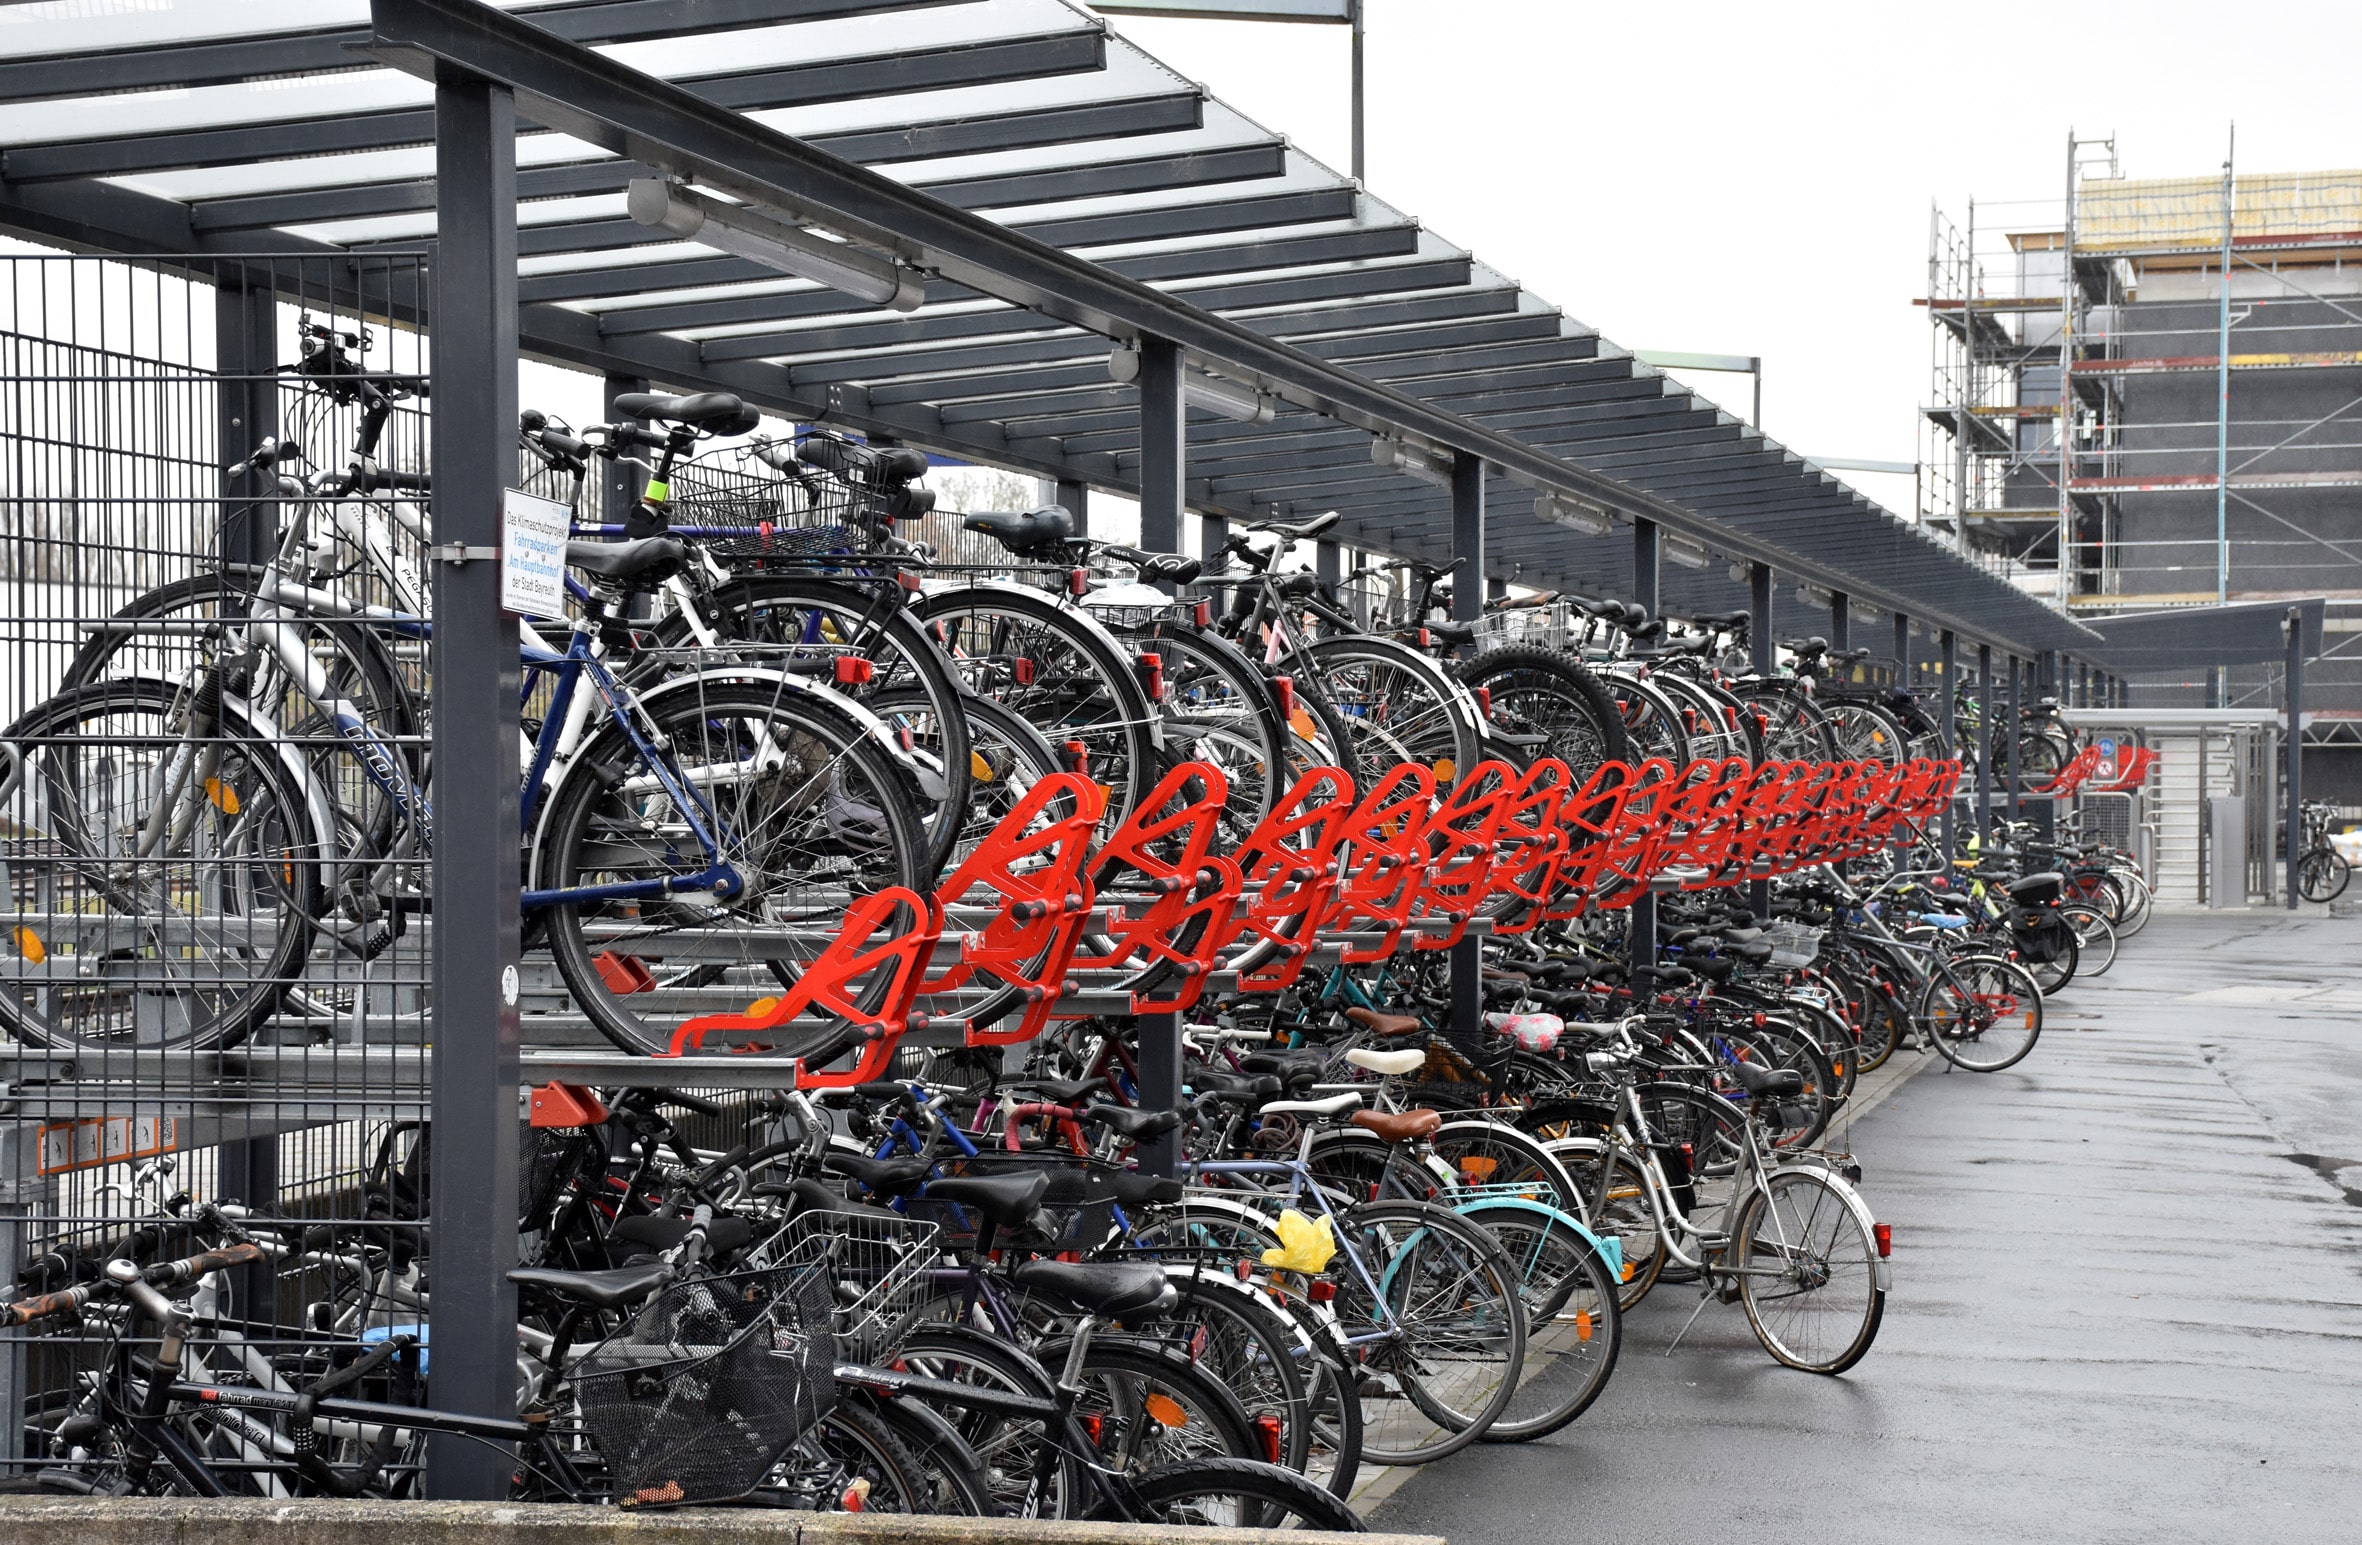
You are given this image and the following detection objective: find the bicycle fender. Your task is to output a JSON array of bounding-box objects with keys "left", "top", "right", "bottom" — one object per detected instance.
[
  {"left": 221, "top": 691, "right": 348, "bottom": 898},
  {"left": 1449, "top": 1195, "right": 1622, "bottom": 1285}
]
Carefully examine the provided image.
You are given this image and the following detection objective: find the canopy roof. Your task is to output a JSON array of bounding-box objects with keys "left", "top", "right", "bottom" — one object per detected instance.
[
  {"left": 0, "top": 0, "right": 2099, "bottom": 656},
  {"left": 2082, "top": 597, "right": 2324, "bottom": 672}
]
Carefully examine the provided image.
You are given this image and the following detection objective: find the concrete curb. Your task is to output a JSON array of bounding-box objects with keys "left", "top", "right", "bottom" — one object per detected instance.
[{"left": 0, "top": 1497, "right": 1442, "bottom": 1545}]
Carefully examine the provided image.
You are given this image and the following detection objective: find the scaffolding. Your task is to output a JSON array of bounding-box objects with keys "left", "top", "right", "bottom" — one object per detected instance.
[{"left": 1921, "top": 143, "right": 2362, "bottom": 632}]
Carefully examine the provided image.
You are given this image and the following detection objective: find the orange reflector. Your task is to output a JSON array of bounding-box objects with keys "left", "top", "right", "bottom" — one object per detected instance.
[
  {"left": 594, "top": 951, "right": 657, "bottom": 995},
  {"left": 743, "top": 996, "right": 780, "bottom": 1020},
  {"left": 1574, "top": 1309, "right": 1593, "bottom": 1342},
  {"left": 12, "top": 927, "right": 43, "bottom": 964},
  {"left": 1458, "top": 1155, "right": 1498, "bottom": 1181},
  {"left": 203, "top": 776, "right": 240, "bottom": 815},
  {"left": 970, "top": 750, "right": 996, "bottom": 783},
  {"left": 1142, "top": 1393, "right": 1188, "bottom": 1429},
  {"left": 1431, "top": 758, "right": 1456, "bottom": 782},
  {"left": 1289, "top": 708, "right": 1321, "bottom": 742},
  {"left": 1619, "top": 1260, "right": 1635, "bottom": 1283}
]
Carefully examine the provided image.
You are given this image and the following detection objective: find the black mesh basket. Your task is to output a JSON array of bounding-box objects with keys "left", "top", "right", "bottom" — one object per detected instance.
[
  {"left": 573, "top": 1264, "right": 837, "bottom": 1508},
  {"left": 666, "top": 454, "right": 898, "bottom": 569}
]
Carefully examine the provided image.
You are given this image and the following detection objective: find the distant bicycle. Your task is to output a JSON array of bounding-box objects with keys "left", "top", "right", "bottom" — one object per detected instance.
[{"left": 2295, "top": 800, "right": 2352, "bottom": 904}]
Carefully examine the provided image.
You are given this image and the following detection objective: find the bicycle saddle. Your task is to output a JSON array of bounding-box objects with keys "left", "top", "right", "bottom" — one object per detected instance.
[
  {"left": 1781, "top": 636, "right": 1830, "bottom": 656},
  {"left": 1350, "top": 1107, "right": 1441, "bottom": 1143},
  {"left": 608, "top": 1214, "right": 756, "bottom": 1259},
  {"left": 1084, "top": 1103, "right": 1181, "bottom": 1142},
  {"left": 924, "top": 1170, "right": 1050, "bottom": 1225},
  {"left": 963, "top": 505, "right": 1072, "bottom": 556},
  {"left": 823, "top": 1152, "right": 934, "bottom": 1195},
  {"left": 1345, "top": 1047, "right": 1425, "bottom": 1077},
  {"left": 1261, "top": 1092, "right": 1363, "bottom": 1120},
  {"left": 611, "top": 390, "right": 762, "bottom": 435},
  {"left": 1694, "top": 610, "right": 1751, "bottom": 630},
  {"left": 1728, "top": 1061, "right": 1805, "bottom": 1098},
  {"left": 566, "top": 535, "right": 685, "bottom": 581},
  {"left": 1427, "top": 620, "right": 1476, "bottom": 645},
  {"left": 1188, "top": 1069, "right": 1283, "bottom": 1103},
  {"left": 1241, "top": 510, "right": 1342, "bottom": 542},
  {"left": 1135, "top": 552, "right": 1201, "bottom": 585},
  {"left": 1008, "top": 1259, "right": 1178, "bottom": 1321},
  {"left": 1344, "top": 1005, "right": 1425, "bottom": 1038},
  {"left": 506, "top": 1261, "right": 669, "bottom": 1312}
]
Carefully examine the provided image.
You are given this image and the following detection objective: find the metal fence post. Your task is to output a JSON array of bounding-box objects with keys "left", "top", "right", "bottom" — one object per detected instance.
[
  {"left": 1827, "top": 590, "right": 1848, "bottom": 653},
  {"left": 2003, "top": 655, "right": 2023, "bottom": 825},
  {"left": 2286, "top": 607, "right": 2304, "bottom": 910},
  {"left": 426, "top": 71, "right": 524, "bottom": 1501},
  {"left": 1134, "top": 336, "right": 1185, "bottom": 1172},
  {"left": 602, "top": 372, "right": 649, "bottom": 524},
  {"left": 1629, "top": 518, "right": 1660, "bottom": 965},
  {"left": 1448, "top": 451, "right": 1484, "bottom": 1049},
  {"left": 1893, "top": 611, "right": 1911, "bottom": 686}
]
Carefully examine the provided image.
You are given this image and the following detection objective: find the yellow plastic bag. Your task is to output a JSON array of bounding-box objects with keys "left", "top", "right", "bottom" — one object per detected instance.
[{"left": 1258, "top": 1208, "right": 1337, "bottom": 1274}]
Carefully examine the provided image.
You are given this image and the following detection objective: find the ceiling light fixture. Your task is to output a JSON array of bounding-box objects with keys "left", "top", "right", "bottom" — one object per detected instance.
[
  {"left": 1107, "top": 347, "right": 1275, "bottom": 424},
  {"left": 1369, "top": 436, "right": 1456, "bottom": 488},
  {"left": 1664, "top": 537, "right": 1711, "bottom": 570},
  {"left": 1534, "top": 492, "right": 1615, "bottom": 538},
  {"left": 627, "top": 179, "right": 925, "bottom": 313}
]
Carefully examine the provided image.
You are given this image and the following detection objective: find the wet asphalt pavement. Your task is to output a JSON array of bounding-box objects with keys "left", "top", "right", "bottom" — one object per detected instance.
[{"left": 1370, "top": 910, "right": 2362, "bottom": 1544}]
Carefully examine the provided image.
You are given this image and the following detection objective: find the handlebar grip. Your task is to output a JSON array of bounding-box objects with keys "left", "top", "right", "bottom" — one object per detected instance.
[
  {"left": 851, "top": 1081, "right": 915, "bottom": 1102},
  {"left": 4, "top": 1286, "right": 90, "bottom": 1325},
  {"left": 537, "top": 429, "right": 587, "bottom": 459},
  {"left": 160, "top": 1242, "right": 267, "bottom": 1285}
]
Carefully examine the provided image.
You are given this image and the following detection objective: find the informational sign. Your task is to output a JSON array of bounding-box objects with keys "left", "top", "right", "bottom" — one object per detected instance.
[
  {"left": 500, "top": 487, "right": 573, "bottom": 618},
  {"left": 2093, "top": 735, "right": 2119, "bottom": 783},
  {"left": 38, "top": 1114, "right": 176, "bottom": 1177}
]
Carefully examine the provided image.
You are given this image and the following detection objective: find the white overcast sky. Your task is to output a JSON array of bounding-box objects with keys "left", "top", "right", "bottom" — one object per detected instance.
[{"left": 1099, "top": 0, "right": 2362, "bottom": 515}]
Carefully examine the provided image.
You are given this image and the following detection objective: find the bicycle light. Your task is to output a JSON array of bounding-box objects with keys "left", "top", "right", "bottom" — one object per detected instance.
[{"left": 1873, "top": 1223, "right": 1892, "bottom": 1258}]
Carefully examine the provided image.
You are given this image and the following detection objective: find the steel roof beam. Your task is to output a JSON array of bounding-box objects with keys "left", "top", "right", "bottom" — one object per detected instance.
[
  {"left": 0, "top": 0, "right": 972, "bottom": 104},
  {"left": 6, "top": 27, "right": 1109, "bottom": 183},
  {"left": 190, "top": 90, "right": 1207, "bottom": 235},
  {"left": 696, "top": 255, "right": 1474, "bottom": 363}
]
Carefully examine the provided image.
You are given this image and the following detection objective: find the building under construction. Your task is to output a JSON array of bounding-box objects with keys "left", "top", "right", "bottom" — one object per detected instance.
[{"left": 1920, "top": 147, "right": 2362, "bottom": 752}]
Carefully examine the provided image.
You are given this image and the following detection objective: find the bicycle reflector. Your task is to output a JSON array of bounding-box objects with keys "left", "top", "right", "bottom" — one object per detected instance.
[
  {"left": 1873, "top": 1223, "right": 1892, "bottom": 1258},
  {"left": 1306, "top": 1279, "right": 1337, "bottom": 1304}
]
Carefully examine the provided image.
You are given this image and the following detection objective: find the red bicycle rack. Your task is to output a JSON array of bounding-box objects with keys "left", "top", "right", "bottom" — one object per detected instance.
[
  {"left": 1218, "top": 766, "right": 1361, "bottom": 991},
  {"left": 924, "top": 770, "right": 1106, "bottom": 1048},
  {"left": 1067, "top": 761, "right": 1243, "bottom": 1014}
]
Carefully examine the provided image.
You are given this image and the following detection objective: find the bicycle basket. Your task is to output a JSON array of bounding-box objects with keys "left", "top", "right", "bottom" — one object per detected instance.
[
  {"left": 1761, "top": 919, "right": 1823, "bottom": 968},
  {"left": 747, "top": 1209, "right": 940, "bottom": 1363},
  {"left": 573, "top": 1265, "right": 836, "bottom": 1508}
]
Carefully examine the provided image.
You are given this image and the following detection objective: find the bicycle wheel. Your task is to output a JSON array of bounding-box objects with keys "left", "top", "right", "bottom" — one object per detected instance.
[
  {"left": 1729, "top": 1167, "right": 1885, "bottom": 1375},
  {"left": 1453, "top": 646, "right": 1629, "bottom": 783},
  {"left": 1333, "top": 1199, "right": 1526, "bottom": 1465},
  {"left": 1123, "top": 1272, "right": 1326, "bottom": 1484},
  {"left": 1736, "top": 683, "right": 1837, "bottom": 761},
  {"left": 1544, "top": 1139, "right": 1665, "bottom": 1310},
  {"left": 1054, "top": 1335, "right": 1259, "bottom": 1475},
  {"left": 1821, "top": 700, "right": 1909, "bottom": 767},
  {"left": 2108, "top": 865, "right": 2153, "bottom": 937},
  {"left": 1100, "top": 1455, "right": 1366, "bottom": 1530},
  {"left": 1917, "top": 952, "right": 2043, "bottom": 1072},
  {"left": 1123, "top": 621, "right": 1290, "bottom": 845},
  {"left": 2057, "top": 902, "right": 2116, "bottom": 978},
  {"left": 916, "top": 583, "right": 1158, "bottom": 839},
  {"left": 1596, "top": 670, "right": 1691, "bottom": 769},
  {"left": 891, "top": 1325, "right": 1085, "bottom": 1519},
  {"left": 1303, "top": 636, "right": 1484, "bottom": 790},
  {"left": 1453, "top": 1200, "right": 1621, "bottom": 1442},
  {"left": 538, "top": 678, "right": 931, "bottom": 1056},
  {"left": 638, "top": 574, "right": 971, "bottom": 877},
  {"left": 842, "top": 1388, "right": 997, "bottom": 1517},
  {"left": 868, "top": 686, "right": 1066, "bottom": 874},
  {"left": 1430, "top": 1118, "right": 1586, "bottom": 1217},
  {"left": 2298, "top": 847, "right": 2351, "bottom": 904},
  {"left": 0, "top": 678, "right": 325, "bottom": 1051},
  {"left": 770, "top": 1398, "right": 956, "bottom": 1513}
]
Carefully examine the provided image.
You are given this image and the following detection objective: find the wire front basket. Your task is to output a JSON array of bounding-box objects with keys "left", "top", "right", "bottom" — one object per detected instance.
[
  {"left": 1475, "top": 602, "right": 1583, "bottom": 653},
  {"left": 749, "top": 1208, "right": 941, "bottom": 1363},
  {"left": 666, "top": 453, "right": 898, "bottom": 568},
  {"left": 573, "top": 1264, "right": 837, "bottom": 1508},
  {"left": 1762, "top": 919, "right": 1824, "bottom": 968}
]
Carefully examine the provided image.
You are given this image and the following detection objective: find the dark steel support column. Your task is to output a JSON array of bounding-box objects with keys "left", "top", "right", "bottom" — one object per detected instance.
[
  {"left": 601, "top": 372, "right": 649, "bottom": 527},
  {"left": 1749, "top": 562, "right": 1773, "bottom": 916},
  {"left": 427, "top": 72, "right": 523, "bottom": 1502},
  {"left": 1448, "top": 452, "right": 1484, "bottom": 1049},
  {"left": 1938, "top": 630, "right": 1958, "bottom": 864},
  {"left": 2286, "top": 607, "right": 2304, "bottom": 910},
  {"left": 2032, "top": 650, "right": 2057, "bottom": 839},
  {"left": 1976, "top": 643, "right": 1994, "bottom": 842},
  {"left": 1055, "top": 476, "right": 1088, "bottom": 538},
  {"left": 2003, "top": 655, "right": 2023, "bottom": 827},
  {"left": 1629, "top": 519, "right": 1660, "bottom": 965},
  {"left": 1315, "top": 538, "right": 1342, "bottom": 589},
  {"left": 1827, "top": 591, "right": 1849, "bottom": 653},
  {"left": 213, "top": 268, "right": 281, "bottom": 1311},
  {"left": 1135, "top": 334, "right": 1185, "bottom": 1170},
  {"left": 1201, "top": 512, "right": 1228, "bottom": 570},
  {"left": 1894, "top": 611, "right": 1911, "bottom": 685}
]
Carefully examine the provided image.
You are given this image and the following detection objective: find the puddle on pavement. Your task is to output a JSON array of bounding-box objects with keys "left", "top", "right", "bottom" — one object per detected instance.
[{"left": 2284, "top": 1152, "right": 2362, "bottom": 1208}]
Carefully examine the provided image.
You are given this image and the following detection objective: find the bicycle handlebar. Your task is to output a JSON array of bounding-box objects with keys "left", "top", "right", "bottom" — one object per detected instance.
[{"left": 4, "top": 1241, "right": 265, "bottom": 1326}]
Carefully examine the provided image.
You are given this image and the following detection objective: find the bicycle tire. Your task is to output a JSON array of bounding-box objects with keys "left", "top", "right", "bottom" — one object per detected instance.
[
  {"left": 890, "top": 1324, "right": 1086, "bottom": 1519},
  {"left": 1730, "top": 1167, "right": 1885, "bottom": 1375},
  {"left": 775, "top": 1397, "right": 957, "bottom": 1514},
  {"left": 1098, "top": 1455, "right": 1366, "bottom": 1530},
  {"left": 2299, "top": 847, "right": 2351, "bottom": 904},
  {"left": 868, "top": 685, "right": 1067, "bottom": 875},
  {"left": 1544, "top": 1138, "right": 1666, "bottom": 1311},
  {"left": 1454, "top": 645, "right": 1630, "bottom": 782},
  {"left": 538, "top": 679, "right": 931, "bottom": 1057},
  {"left": 1334, "top": 1198, "right": 1526, "bottom": 1465},
  {"left": 1302, "top": 635, "right": 1485, "bottom": 790},
  {"left": 1122, "top": 619, "right": 1291, "bottom": 843},
  {"left": 1917, "top": 952, "right": 2043, "bottom": 1072},
  {"left": 915, "top": 582, "right": 1159, "bottom": 838},
  {"left": 1821, "top": 699, "right": 1910, "bottom": 767},
  {"left": 1596, "top": 669, "right": 1692, "bottom": 769},
  {"left": 0, "top": 677, "right": 326, "bottom": 1052},
  {"left": 1453, "top": 1199, "right": 1621, "bottom": 1442},
  {"left": 638, "top": 574, "right": 972, "bottom": 877},
  {"left": 2057, "top": 902, "right": 2116, "bottom": 977},
  {"left": 1735, "top": 681, "right": 1838, "bottom": 761},
  {"left": 1048, "top": 1334, "right": 1260, "bottom": 1474}
]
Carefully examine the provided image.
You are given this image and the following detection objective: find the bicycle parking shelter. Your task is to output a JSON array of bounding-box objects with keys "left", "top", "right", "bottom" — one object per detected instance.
[{"left": 0, "top": 0, "right": 2154, "bottom": 1498}]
